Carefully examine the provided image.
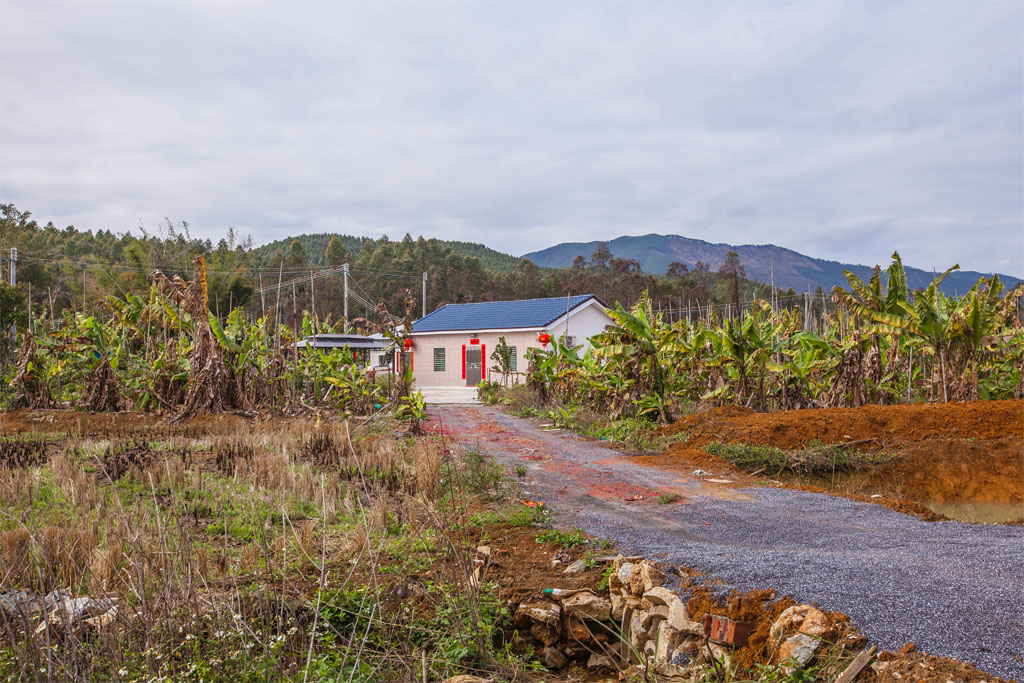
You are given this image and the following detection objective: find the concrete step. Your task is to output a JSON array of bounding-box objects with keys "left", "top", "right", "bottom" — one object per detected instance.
[{"left": 417, "top": 386, "right": 482, "bottom": 405}]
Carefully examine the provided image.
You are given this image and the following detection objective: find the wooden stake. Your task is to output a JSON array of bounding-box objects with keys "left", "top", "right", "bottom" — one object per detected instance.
[{"left": 835, "top": 645, "right": 878, "bottom": 683}]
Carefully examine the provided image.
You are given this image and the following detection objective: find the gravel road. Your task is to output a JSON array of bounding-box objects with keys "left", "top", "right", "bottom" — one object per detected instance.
[{"left": 431, "top": 404, "right": 1024, "bottom": 679}]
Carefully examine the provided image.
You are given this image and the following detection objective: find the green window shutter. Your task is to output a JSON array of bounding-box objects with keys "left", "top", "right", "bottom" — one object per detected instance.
[{"left": 433, "top": 347, "right": 446, "bottom": 372}]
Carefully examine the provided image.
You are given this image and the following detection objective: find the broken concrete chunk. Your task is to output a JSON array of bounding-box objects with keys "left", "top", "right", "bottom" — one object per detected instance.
[{"left": 562, "top": 592, "right": 612, "bottom": 621}]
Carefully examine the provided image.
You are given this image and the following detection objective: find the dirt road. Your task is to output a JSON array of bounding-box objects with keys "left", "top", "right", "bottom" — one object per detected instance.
[{"left": 429, "top": 405, "right": 1024, "bottom": 679}]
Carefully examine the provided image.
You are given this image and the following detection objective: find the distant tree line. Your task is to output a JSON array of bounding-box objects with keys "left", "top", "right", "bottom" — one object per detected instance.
[{"left": 0, "top": 203, "right": 787, "bottom": 342}]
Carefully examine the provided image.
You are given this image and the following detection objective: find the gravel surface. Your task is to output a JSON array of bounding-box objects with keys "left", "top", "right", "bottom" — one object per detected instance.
[{"left": 434, "top": 405, "right": 1024, "bottom": 679}]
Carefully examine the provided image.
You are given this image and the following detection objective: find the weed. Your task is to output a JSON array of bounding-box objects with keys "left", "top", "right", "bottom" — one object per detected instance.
[
  {"left": 658, "top": 493, "right": 682, "bottom": 504},
  {"left": 535, "top": 528, "right": 586, "bottom": 547}
]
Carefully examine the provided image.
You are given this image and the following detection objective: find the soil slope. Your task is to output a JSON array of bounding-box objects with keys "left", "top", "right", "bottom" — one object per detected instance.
[{"left": 662, "top": 400, "right": 1024, "bottom": 505}]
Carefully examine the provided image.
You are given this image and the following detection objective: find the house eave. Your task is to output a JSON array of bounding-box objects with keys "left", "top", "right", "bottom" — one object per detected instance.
[{"left": 409, "top": 326, "right": 547, "bottom": 336}]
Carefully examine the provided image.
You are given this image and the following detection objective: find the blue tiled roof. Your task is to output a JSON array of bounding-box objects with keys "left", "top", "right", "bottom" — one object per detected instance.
[{"left": 412, "top": 295, "right": 601, "bottom": 333}]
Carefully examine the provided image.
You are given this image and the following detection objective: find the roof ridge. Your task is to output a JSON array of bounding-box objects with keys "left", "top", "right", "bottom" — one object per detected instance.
[{"left": 431, "top": 294, "right": 594, "bottom": 308}]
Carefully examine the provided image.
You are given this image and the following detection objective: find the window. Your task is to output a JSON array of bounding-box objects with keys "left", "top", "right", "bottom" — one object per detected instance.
[
  {"left": 433, "top": 347, "right": 446, "bottom": 372},
  {"left": 508, "top": 346, "right": 517, "bottom": 372}
]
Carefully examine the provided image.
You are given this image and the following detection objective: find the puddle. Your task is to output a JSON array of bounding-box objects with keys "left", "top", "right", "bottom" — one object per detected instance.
[{"left": 924, "top": 501, "right": 1024, "bottom": 524}]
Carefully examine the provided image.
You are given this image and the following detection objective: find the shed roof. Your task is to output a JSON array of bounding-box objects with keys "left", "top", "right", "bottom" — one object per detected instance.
[
  {"left": 294, "top": 334, "right": 386, "bottom": 350},
  {"left": 411, "top": 295, "right": 603, "bottom": 333}
]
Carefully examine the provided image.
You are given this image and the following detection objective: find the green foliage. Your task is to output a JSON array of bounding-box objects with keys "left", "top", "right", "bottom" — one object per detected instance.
[
  {"left": 523, "top": 254, "right": 1023, "bottom": 418},
  {"left": 657, "top": 493, "right": 682, "bottom": 504},
  {"left": 395, "top": 390, "right": 428, "bottom": 434},
  {"left": 476, "top": 380, "right": 501, "bottom": 405},
  {"left": 534, "top": 528, "right": 587, "bottom": 547},
  {"left": 705, "top": 441, "right": 898, "bottom": 478}
]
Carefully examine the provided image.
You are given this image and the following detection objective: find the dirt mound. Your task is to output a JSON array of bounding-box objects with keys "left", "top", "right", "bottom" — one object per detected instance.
[
  {"left": 663, "top": 400, "right": 1022, "bottom": 450},
  {"left": 662, "top": 400, "right": 1024, "bottom": 514}
]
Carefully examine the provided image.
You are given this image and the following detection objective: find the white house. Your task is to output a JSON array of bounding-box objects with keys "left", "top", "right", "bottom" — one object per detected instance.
[{"left": 404, "top": 295, "right": 613, "bottom": 387}]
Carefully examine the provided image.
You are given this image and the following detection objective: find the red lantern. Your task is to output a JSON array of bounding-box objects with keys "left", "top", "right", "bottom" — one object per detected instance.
[
  {"left": 403, "top": 338, "right": 414, "bottom": 350},
  {"left": 537, "top": 333, "right": 551, "bottom": 348}
]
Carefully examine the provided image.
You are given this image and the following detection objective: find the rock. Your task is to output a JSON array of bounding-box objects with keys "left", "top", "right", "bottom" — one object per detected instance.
[
  {"left": 614, "top": 562, "right": 635, "bottom": 591},
  {"left": 643, "top": 586, "right": 677, "bottom": 607},
  {"left": 610, "top": 591, "right": 625, "bottom": 621},
  {"left": 654, "top": 659, "right": 700, "bottom": 682},
  {"left": 36, "top": 592, "right": 119, "bottom": 634},
  {"left": 563, "top": 559, "right": 587, "bottom": 575},
  {"left": 587, "top": 653, "right": 614, "bottom": 669},
  {"left": 628, "top": 564, "right": 645, "bottom": 596},
  {"left": 641, "top": 604, "right": 669, "bottom": 630},
  {"left": 565, "top": 617, "right": 595, "bottom": 644},
  {"left": 0, "top": 590, "right": 43, "bottom": 620},
  {"left": 667, "top": 599, "right": 703, "bottom": 636},
  {"left": 515, "top": 601, "right": 561, "bottom": 627},
  {"left": 541, "top": 646, "right": 568, "bottom": 669},
  {"left": 629, "top": 610, "right": 648, "bottom": 650},
  {"left": 530, "top": 621, "right": 561, "bottom": 646},
  {"left": 640, "top": 562, "right": 665, "bottom": 592},
  {"left": 562, "top": 592, "right": 612, "bottom": 621},
  {"left": 776, "top": 634, "right": 820, "bottom": 671},
  {"left": 770, "top": 605, "right": 833, "bottom": 643},
  {"left": 655, "top": 620, "right": 674, "bottom": 662}
]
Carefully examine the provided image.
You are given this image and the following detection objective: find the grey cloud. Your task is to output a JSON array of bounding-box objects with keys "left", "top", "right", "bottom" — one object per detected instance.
[{"left": 1, "top": 1, "right": 1020, "bottom": 275}]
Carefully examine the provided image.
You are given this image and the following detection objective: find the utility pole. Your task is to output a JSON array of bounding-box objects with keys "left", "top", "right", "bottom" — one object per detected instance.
[
  {"left": 422, "top": 272, "right": 427, "bottom": 318},
  {"left": 342, "top": 263, "right": 349, "bottom": 328},
  {"left": 8, "top": 248, "right": 15, "bottom": 338}
]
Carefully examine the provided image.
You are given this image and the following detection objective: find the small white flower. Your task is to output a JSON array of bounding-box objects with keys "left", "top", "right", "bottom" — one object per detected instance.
[{"left": 118, "top": 669, "right": 128, "bottom": 676}]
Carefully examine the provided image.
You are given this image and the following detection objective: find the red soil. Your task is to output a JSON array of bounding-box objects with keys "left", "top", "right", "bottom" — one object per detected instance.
[{"left": 661, "top": 400, "right": 1024, "bottom": 507}]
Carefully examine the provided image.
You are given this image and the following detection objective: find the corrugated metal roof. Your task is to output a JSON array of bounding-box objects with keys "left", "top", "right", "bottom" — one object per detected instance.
[
  {"left": 294, "top": 334, "right": 386, "bottom": 350},
  {"left": 411, "top": 295, "right": 601, "bottom": 333}
]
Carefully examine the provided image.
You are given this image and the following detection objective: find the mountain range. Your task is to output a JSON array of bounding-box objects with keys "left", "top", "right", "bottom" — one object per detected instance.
[{"left": 522, "top": 234, "right": 1020, "bottom": 296}]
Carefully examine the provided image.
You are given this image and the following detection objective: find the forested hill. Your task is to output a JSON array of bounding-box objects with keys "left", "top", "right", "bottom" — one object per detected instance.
[
  {"left": 250, "top": 233, "right": 523, "bottom": 272},
  {"left": 0, "top": 204, "right": 775, "bottom": 326},
  {"left": 523, "top": 234, "right": 1021, "bottom": 296}
]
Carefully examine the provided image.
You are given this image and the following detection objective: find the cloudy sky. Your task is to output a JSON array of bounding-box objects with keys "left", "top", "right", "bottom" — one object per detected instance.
[{"left": 1, "top": 1, "right": 1021, "bottom": 275}]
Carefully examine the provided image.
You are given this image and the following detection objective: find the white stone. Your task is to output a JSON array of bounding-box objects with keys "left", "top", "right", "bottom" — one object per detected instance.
[{"left": 563, "top": 559, "right": 587, "bottom": 575}]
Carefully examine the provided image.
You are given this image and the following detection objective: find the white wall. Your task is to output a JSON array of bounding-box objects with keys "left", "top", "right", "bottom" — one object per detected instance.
[
  {"left": 545, "top": 300, "right": 613, "bottom": 348},
  {"left": 408, "top": 299, "right": 614, "bottom": 387}
]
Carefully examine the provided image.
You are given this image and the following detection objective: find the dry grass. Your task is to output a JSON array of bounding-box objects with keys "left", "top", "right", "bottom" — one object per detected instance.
[{"left": 0, "top": 417, "right": 533, "bottom": 682}]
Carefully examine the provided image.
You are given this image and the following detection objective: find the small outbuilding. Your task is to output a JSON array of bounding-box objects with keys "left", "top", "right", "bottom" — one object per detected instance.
[
  {"left": 294, "top": 333, "right": 389, "bottom": 370},
  {"left": 404, "top": 294, "right": 612, "bottom": 387}
]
